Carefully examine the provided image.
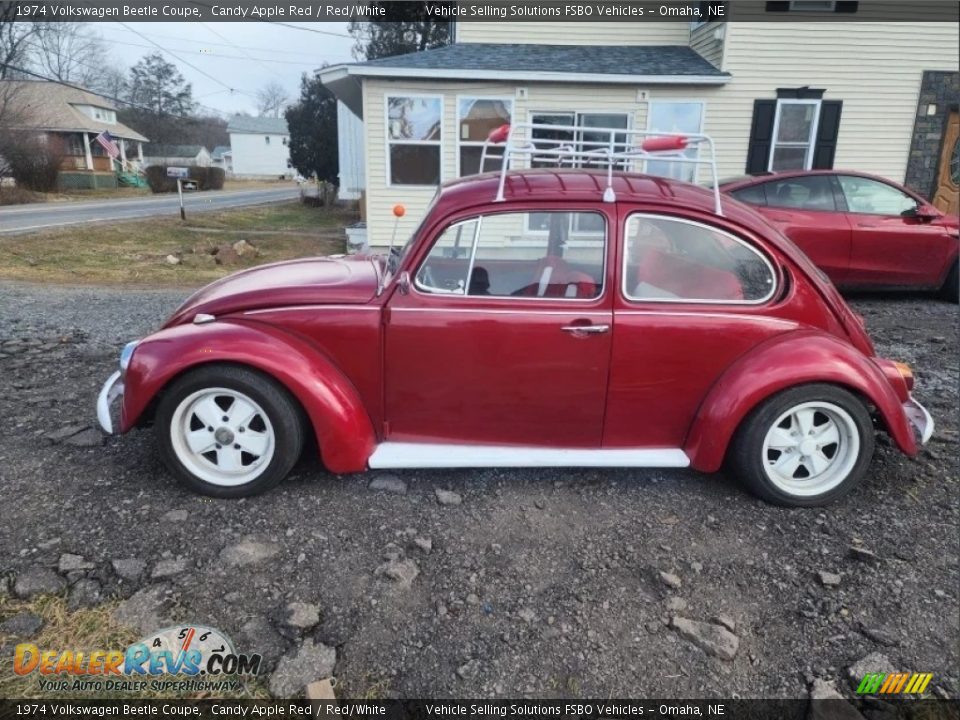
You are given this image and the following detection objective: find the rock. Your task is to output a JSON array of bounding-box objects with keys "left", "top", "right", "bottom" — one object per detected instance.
[
  {"left": 665, "top": 597, "right": 688, "bottom": 613},
  {"left": 284, "top": 602, "right": 320, "bottom": 631},
  {"left": 517, "top": 608, "right": 537, "bottom": 623},
  {"left": 819, "top": 571, "right": 842, "bottom": 587},
  {"left": 237, "top": 617, "right": 287, "bottom": 673},
  {"left": 849, "top": 546, "right": 879, "bottom": 563},
  {"left": 381, "top": 559, "right": 419, "bottom": 588},
  {"left": 220, "top": 538, "right": 280, "bottom": 567},
  {"left": 808, "top": 679, "right": 866, "bottom": 720},
  {"left": 435, "top": 489, "right": 462, "bottom": 506},
  {"left": 214, "top": 245, "right": 239, "bottom": 265},
  {"left": 112, "top": 584, "right": 172, "bottom": 634},
  {"left": 165, "top": 254, "right": 181, "bottom": 265},
  {"left": 44, "top": 424, "right": 88, "bottom": 442},
  {"left": 232, "top": 239, "right": 259, "bottom": 257},
  {"left": 64, "top": 429, "right": 103, "bottom": 447},
  {"left": 659, "top": 571, "right": 682, "bottom": 589},
  {"left": 413, "top": 537, "right": 432, "bottom": 553},
  {"left": 456, "top": 659, "right": 481, "bottom": 680},
  {"left": 162, "top": 509, "right": 189, "bottom": 522},
  {"left": 58, "top": 553, "right": 94, "bottom": 573},
  {"left": 712, "top": 614, "right": 737, "bottom": 633},
  {"left": 112, "top": 558, "right": 146, "bottom": 581},
  {"left": 857, "top": 624, "right": 898, "bottom": 647},
  {"left": 847, "top": 653, "right": 895, "bottom": 690},
  {"left": 670, "top": 616, "right": 739, "bottom": 661},
  {"left": 151, "top": 558, "right": 189, "bottom": 579},
  {"left": 0, "top": 611, "right": 44, "bottom": 638},
  {"left": 68, "top": 579, "right": 103, "bottom": 610},
  {"left": 369, "top": 474, "right": 408, "bottom": 494},
  {"left": 14, "top": 566, "right": 66, "bottom": 599},
  {"left": 269, "top": 639, "right": 336, "bottom": 698}
]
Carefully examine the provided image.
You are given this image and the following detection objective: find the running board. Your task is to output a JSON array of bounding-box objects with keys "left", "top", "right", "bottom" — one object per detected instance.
[{"left": 368, "top": 443, "right": 690, "bottom": 469}]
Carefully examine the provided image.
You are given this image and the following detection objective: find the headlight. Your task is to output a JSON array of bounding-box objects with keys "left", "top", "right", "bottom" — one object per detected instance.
[{"left": 119, "top": 340, "right": 139, "bottom": 375}]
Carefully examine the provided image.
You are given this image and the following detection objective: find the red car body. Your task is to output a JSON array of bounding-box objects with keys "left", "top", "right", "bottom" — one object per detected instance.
[
  {"left": 98, "top": 169, "right": 933, "bottom": 504},
  {"left": 720, "top": 170, "right": 959, "bottom": 293}
]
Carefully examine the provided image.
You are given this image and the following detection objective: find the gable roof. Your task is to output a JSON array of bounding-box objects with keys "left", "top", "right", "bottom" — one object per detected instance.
[
  {"left": 321, "top": 43, "right": 730, "bottom": 117},
  {"left": 227, "top": 115, "right": 288, "bottom": 134},
  {"left": 0, "top": 80, "right": 148, "bottom": 142},
  {"left": 143, "top": 144, "right": 208, "bottom": 158},
  {"left": 211, "top": 145, "right": 232, "bottom": 159}
]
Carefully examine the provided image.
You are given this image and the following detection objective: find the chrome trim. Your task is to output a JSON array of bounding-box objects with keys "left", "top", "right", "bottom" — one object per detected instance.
[
  {"left": 193, "top": 313, "right": 216, "bottom": 324},
  {"left": 96, "top": 371, "right": 124, "bottom": 434},
  {"left": 119, "top": 340, "right": 139, "bottom": 373},
  {"left": 903, "top": 396, "right": 935, "bottom": 445},
  {"left": 242, "top": 305, "right": 381, "bottom": 315},
  {"left": 390, "top": 307, "right": 611, "bottom": 316},
  {"left": 621, "top": 213, "right": 778, "bottom": 306}
]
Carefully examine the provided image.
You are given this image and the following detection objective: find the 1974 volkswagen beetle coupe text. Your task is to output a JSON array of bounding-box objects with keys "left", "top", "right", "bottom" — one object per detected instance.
[{"left": 97, "top": 127, "right": 934, "bottom": 507}]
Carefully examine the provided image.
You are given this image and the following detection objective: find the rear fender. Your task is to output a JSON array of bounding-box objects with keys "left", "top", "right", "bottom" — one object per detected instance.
[
  {"left": 684, "top": 330, "right": 916, "bottom": 472},
  {"left": 121, "top": 319, "right": 376, "bottom": 473}
]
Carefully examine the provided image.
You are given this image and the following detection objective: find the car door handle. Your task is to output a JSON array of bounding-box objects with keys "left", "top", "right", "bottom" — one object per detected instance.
[
  {"left": 561, "top": 324, "right": 610, "bottom": 334},
  {"left": 856, "top": 222, "right": 878, "bottom": 228}
]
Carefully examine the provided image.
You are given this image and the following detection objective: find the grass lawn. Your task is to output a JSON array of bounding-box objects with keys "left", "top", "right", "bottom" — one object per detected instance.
[
  {"left": 0, "top": 595, "right": 268, "bottom": 700},
  {"left": 0, "top": 201, "right": 352, "bottom": 286}
]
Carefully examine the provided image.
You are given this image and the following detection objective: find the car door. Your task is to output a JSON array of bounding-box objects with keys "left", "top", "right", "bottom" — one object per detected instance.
[
  {"left": 732, "top": 175, "right": 852, "bottom": 284},
  {"left": 605, "top": 209, "right": 790, "bottom": 450},
  {"left": 384, "top": 207, "right": 613, "bottom": 447},
  {"left": 837, "top": 174, "right": 955, "bottom": 288}
]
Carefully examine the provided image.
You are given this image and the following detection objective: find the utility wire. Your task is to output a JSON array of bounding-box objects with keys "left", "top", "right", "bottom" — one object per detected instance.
[
  {"left": 184, "top": 2, "right": 353, "bottom": 38},
  {"left": 95, "top": 34, "right": 343, "bottom": 65},
  {"left": 201, "top": 22, "right": 287, "bottom": 82},
  {"left": 99, "top": 25, "right": 336, "bottom": 57}
]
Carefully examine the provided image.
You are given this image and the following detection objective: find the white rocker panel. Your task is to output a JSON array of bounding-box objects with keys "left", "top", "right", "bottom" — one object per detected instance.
[{"left": 368, "top": 443, "right": 690, "bottom": 470}]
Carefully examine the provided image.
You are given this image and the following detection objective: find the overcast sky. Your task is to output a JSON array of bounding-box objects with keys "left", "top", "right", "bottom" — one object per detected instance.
[{"left": 95, "top": 22, "right": 356, "bottom": 115}]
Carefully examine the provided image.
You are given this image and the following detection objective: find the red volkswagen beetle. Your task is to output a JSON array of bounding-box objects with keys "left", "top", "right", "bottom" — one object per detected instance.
[
  {"left": 96, "top": 130, "right": 934, "bottom": 507},
  {"left": 720, "top": 170, "right": 959, "bottom": 300}
]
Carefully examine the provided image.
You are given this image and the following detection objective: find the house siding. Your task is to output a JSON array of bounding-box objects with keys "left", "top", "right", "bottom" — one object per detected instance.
[
  {"left": 456, "top": 20, "right": 691, "bottom": 46},
  {"left": 689, "top": 22, "right": 725, "bottom": 68},
  {"left": 229, "top": 132, "right": 291, "bottom": 177}
]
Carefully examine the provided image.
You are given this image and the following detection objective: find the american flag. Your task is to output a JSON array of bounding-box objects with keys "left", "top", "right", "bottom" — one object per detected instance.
[{"left": 94, "top": 131, "right": 120, "bottom": 159}]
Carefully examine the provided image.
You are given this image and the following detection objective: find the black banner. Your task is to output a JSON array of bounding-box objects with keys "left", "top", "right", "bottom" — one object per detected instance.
[{"left": 0, "top": 0, "right": 958, "bottom": 22}]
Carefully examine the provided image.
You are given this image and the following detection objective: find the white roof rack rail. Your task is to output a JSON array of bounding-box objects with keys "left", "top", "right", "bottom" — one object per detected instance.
[{"left": 480, "top": 122, "right": 723, "bottom": 215}]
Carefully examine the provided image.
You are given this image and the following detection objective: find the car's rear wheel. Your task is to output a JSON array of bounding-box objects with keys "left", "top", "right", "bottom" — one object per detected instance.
[
  {"left": 940, "top": 261, "right": 958, "bottom": 303},
  {"left": 155, "top": 364, "right": 303, "bottom": 498},
  {"left": 728, "top": 384, "right": 874, "bottom": 507}
]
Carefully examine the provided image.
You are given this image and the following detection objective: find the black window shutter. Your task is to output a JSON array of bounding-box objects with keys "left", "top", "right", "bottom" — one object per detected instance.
[
  {"left": 746, "top": 99, "right": 777, "bottom": 174},
  {"left": 812, "top": 100, "right": 843, "bottom": 169}
]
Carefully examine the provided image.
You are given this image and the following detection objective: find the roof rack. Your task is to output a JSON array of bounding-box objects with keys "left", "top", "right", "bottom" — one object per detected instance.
[{"left": 480, "top": 122, "right": 723, "bottom": 215}]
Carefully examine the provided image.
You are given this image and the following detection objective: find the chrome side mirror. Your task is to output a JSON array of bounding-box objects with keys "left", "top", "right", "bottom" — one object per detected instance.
[{"left": 398, "top": 271, "right": 411, "bottom": 295}]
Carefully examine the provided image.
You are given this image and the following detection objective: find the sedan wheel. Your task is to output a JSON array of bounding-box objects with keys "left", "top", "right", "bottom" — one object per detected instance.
[
  {"left": 155, "top": 364, "right": 304, "bottom": 498},
  {"left": 729, "top": 384, "right": 874, "bottom": 506}
]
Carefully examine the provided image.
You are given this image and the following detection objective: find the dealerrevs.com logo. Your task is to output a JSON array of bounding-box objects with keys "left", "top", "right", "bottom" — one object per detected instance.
[
  {"left": 855, "top": 672, "right": 934, "bottom": 695},
  {"left": 14, "top": 625, "right": 262, "bottom": 693}
]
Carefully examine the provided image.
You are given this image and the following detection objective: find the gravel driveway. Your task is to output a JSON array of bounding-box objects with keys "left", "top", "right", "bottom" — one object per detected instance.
[{"left": 0, "top": 280, "right": 956, "bottom": 700}]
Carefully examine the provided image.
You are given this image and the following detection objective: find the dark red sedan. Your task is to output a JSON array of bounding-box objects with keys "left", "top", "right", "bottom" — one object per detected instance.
[{"left": 720, "top": 171, "right": 958, "bottom": 300}]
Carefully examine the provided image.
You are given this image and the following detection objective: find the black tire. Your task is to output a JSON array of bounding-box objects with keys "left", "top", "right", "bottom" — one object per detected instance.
[
  {"left": 154, "top": 364, "right": 304, "bottom": 498},
  {"left": 728, "top": 383, "right": 875, "bottom": 507},
  {"left": 939, "top": 262, "right": 958, "bottom": 303}
]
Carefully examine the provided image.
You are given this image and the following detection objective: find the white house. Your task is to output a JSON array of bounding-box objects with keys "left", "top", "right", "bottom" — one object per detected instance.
[
  {"left": 321, "top": 9, "right": 959, "bottom": 248},
  {"left": 142, "top": 144, "right": 211, "bottom": 168},
  {"left": 226, "top": 115, "right": 291, "bottom": 178},
  {"left": 211, "top": 145, "right": 233, "bottom": 174}
]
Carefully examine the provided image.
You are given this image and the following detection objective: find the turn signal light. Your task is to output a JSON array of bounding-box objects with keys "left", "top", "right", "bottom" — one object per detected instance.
[{"left": 894, "top": 361, "right": 915, "bottom": 392}]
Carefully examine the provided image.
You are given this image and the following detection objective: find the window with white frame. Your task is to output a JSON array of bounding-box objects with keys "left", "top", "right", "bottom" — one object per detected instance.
[
  {"left": 458, "top": 97, "right": 512, "bottom": 176},
  {"left": 769, "top": 99, "right": 821, "bottom": 171},
  {"left": 387, "top": 96, "right": 442, "bottom": 186},
  {"left": 529, "top": 111, "right": 630, "bottom": 169},
  {"left": 645, "top": 101, "right": 705, "bottom": 182}
]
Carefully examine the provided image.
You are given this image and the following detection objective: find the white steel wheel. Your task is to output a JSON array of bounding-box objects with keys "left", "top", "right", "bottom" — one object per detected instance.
[
  {"left": 761, "top": 401, "right": 859, "bottom": 497},
  {"left": 169, "top": 388, "right": 276, "bottom": 487},
  {"left": 729, "top": 384, "right": 875, "bottom": 507}
]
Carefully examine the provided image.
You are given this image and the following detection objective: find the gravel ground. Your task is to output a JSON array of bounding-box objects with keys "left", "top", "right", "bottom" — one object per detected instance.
[{"left": 0, "top": 279, "right": 956, "bottom": 701}]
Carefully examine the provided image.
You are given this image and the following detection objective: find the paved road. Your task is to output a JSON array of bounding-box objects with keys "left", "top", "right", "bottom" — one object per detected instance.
[{"left": 0, "top": 185, "right": 301, "bottom": 235}]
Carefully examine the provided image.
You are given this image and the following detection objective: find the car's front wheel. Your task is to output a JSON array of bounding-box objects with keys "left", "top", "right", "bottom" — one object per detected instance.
[
  {"left": 155, "top": 364, "right": 304, "bottom": 498},
  {"left": 728, "top": 384, "right": 874, "bottom": 507}
]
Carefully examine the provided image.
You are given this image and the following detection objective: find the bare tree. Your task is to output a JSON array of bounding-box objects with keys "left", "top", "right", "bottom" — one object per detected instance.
[
  {"left": 255, "top": 81, "right": 289, "bottom": 118},
  {"left": 33, "top": 22, "right": 105, "bottom": 87},
  {"left": 87, "top": 65, "right": 129, "bottom": 103},
  {"left": 0, "top": 9, "right": 40, "bottom": 79}
]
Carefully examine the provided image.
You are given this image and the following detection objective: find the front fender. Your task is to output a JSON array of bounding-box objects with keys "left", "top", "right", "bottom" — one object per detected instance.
[
  {"left": 684, "top": 330, "right": 917, "bottom": 472},
  {"left": 122, "top": 319, "right": 376, "bottom": 474}
]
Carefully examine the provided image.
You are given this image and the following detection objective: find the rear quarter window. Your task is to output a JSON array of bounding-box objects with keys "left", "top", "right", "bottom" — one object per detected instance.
[{"left": 731, "top": 184, "right": 767, "bottom": 206}]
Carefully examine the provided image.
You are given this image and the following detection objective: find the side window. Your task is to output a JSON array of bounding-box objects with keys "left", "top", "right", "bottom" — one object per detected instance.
[
  {"left": 765, "top": 175, "right": 837, "bottom": 211},
  {"left": 730, "top": 184, "right": 768, "bottom": 206},
  {"left": 624, "top": 215, "right": 776, "bottom": 303},
  {"left": 416, "top": 211, "right": 605, "bottom": 299},
  {"left": 837, "top": 175, "right": 918, "bottom": 216}
]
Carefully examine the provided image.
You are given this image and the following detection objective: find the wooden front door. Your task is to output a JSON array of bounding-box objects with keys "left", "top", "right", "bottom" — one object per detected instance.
[{"left": 933, "top": 111, "right": 959, "bottom": 215}]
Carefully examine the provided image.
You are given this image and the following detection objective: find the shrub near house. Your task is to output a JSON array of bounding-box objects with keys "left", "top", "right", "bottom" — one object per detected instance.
[{"left": 144, "top": 166, "right": 225, "bottom": 193}]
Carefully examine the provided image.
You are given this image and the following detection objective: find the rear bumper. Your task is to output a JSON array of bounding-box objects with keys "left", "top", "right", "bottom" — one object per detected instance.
[
  {"left": 97, "top": 371, "right": 124, "bottom": 434},
  {"left": 903, "top": 395, "right": 934, "bottom": 445}
]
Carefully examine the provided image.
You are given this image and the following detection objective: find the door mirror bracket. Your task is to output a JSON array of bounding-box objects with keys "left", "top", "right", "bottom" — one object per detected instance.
[{"left": 397, "top": 271, "right": 411, "bottom": 295}]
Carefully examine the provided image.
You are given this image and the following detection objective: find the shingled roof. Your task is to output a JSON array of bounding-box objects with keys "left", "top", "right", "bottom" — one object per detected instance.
[
  {"left": 227, "top": 115, "right": 288, "bottom": 134},
  {"left": 355, "top": 43, "right": 729, "bottom": 78}
]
